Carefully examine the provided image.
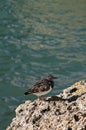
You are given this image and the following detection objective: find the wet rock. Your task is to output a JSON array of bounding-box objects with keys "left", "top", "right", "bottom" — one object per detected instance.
[{"left": 6, "top": 80, "right": 86, "bottom": 130}]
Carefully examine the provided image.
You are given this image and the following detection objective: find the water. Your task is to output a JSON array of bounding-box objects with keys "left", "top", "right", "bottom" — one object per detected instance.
[{"left": 0, "top": 0, "right": 86, "bottom": 129}]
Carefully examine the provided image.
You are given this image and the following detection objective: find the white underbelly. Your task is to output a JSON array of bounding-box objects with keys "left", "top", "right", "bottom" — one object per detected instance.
[{"left": 33, "top": 87, "right": 52, "bottom": 97}]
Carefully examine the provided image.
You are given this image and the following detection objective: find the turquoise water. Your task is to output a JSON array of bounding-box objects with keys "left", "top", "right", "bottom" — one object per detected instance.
[{"left": 0, "top": 0, "right": 86, "bottom": 129}]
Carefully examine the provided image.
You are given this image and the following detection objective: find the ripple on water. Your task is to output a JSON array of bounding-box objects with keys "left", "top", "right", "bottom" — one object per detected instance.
[{"left": 0, "top": 0, "right": 86, "bottom": 130}]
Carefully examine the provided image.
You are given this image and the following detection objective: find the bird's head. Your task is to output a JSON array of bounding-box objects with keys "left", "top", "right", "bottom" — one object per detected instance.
[{"left": 46, "top": 75, "right": 57, "bottom": 80}]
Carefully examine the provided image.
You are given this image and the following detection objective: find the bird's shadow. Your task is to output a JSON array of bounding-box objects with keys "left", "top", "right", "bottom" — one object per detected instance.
[{"left": 46, "top": 92, "right": 86, "bottom": 102}]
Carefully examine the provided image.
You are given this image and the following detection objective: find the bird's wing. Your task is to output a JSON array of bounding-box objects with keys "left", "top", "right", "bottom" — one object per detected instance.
[{"left": 29, "top": 79, "right": 50, "bottom": 93}]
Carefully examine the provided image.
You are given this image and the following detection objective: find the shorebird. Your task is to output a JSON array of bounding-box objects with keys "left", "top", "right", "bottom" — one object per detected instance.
[{"left": 24, "top": 75, "right": 57, "bottom": 99}]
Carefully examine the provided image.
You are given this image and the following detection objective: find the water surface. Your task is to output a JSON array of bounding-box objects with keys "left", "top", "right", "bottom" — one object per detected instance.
[{"left": 0, "top": 0, "right": 86, "bottom": 129}]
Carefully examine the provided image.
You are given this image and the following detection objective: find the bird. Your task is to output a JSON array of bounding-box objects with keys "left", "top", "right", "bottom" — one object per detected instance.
[{"left": 24, "top": 75, "right": 57, "bottom": 99}]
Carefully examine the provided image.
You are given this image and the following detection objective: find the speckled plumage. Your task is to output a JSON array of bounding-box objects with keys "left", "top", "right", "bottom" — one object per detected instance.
[{"left": 24, "top": 75, "right": 56, "bottom": 97}]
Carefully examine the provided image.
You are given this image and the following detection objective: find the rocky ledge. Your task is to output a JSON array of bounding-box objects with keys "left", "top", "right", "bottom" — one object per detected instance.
[{"left": 7, "top": 80, "right": 86, "bottom": 130}]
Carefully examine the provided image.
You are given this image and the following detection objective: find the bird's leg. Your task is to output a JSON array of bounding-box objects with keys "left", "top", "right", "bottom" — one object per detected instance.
[
  {"left": 38, "top": 96, "right": 41, "bottom": 100},
  {"left": 37, "top": 96, "right": 46, "bottom": 101}
]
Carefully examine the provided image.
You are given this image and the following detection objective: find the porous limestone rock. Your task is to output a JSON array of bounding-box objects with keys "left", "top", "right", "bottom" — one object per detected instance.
[{"left": 6, "top": 80, "right": 86, "bottom": 130}]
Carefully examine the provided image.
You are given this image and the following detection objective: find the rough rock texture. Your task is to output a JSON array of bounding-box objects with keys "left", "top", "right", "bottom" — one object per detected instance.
[{"left": 7, "top": 80, "right": 86, "bottom": 130}]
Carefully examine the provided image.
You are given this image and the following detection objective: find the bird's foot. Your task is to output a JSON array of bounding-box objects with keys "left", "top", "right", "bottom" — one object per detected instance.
[{"left": 38, "top": 97, "right": 46, "bottom": 101}]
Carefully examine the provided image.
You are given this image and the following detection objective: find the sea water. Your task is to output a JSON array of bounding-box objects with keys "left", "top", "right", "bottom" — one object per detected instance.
[{"left": 0, "top": 0, "right": 86, "bottom": 129}]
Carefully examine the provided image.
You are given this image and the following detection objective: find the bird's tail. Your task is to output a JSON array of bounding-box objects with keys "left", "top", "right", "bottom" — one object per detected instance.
[{"left": 24, "top": 91, "right": 31, "bottom": 95}]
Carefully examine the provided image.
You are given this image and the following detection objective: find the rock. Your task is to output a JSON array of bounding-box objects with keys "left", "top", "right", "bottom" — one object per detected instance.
[{"left": 6, "top": 80, "right": 86, "bottom": 130}]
